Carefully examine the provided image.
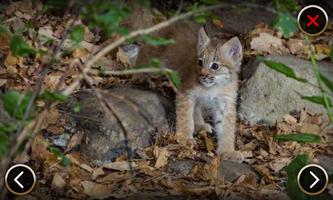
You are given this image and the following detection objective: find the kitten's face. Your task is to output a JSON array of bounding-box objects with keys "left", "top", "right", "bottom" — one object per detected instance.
[{"left": 197, "top": 27, "right": 243, "bottom": 87}]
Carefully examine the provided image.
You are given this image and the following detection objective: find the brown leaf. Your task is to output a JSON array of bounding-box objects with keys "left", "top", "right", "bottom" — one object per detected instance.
[
  {"left": 51, "top": 173, "right": 66, "bottom": 191},
  {"left": 92, "top": 168, "right": 105, "bottom": 180},
  {"left": 103, "top": 161, "right": 137, "bottom": 171},
  {"left": 254, "top": 165, "right": 276, "bottom": 181},
  {"left": 268, "top": 157, "right": 292, "bottom": 173},
  {"left": 81, "top": 181, "right": 113, "bottom": 199},
  {"left": 65, "top": 131, "right": 83, "bottom": 153},
  {"left": 250, "top": 32, "right": 289, "bottom": 54},
  {"left": 154, "top": 147, "right": 169, "bottom": 168},
  {"left": 283, "top": 114, "right": 298, "bottom": 125},
  {"left": 212, "top": 18, "right": 224, "bottom": 29},
  {"left": 67, "top": 153, "right": 93, "bottom": 173},
  {"left": 31, "top": 133, "right": 53, "bottom": 161}
]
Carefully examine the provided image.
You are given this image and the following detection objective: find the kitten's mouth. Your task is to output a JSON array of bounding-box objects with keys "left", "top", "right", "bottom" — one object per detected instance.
[{"left": 199, "top": 75, "right": 215, "bottom": 87}]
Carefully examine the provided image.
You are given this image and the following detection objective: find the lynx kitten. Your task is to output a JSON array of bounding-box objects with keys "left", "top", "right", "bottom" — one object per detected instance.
[{"left": 136, "top": 22, "right": 243, "bottom": 161}]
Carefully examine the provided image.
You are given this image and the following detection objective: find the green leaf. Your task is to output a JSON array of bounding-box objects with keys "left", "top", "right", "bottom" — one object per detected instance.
[
  {"left": 135, "top": 58, "right": 161, "bottom": 69},
  {"left": 301, "top": 95, "right": 332, "bottom": 107},
  {"left": 330, "top": 46, "right": 333, "bottom": 62},
  {"left": 259, "top": 58, "right": 307, "bottom": 82},
  {"left": 38, "top": 90, "right": 68, "bottom": 102},
  {"left": 1, "top": 91, "right": 35, "bottom": 120},
  {"left": 10, "top": 35, "right": 36, "bottom": 57},
  {"left": 195, "top": 14, "right": 207, "bottom": 24},
  {"left": 142, "top": 34, "right": 175, "bottom": 46},
  {"left": 70, "top": 25, "right": 84, "bottom": 45},
  {"left": 274, "top": 133, "right": 321, "bottom": 143},
  {"left": 285, "top": 154, "right": 309, "bottom": 200},
  {"left": 272, "top": 12, "right": 297, "bottom": 38},
  {"left": 48, "top": 146, "right": 71, "bottom": 166},
  {"left": 319, "top": 72, "right": 333, "bottom": 93},
  {"left": 166, "top": 71, "right": 181, "bottom": 88}
]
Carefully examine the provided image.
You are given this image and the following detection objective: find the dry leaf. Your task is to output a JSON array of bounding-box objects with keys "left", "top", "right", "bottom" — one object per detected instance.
[
  {"left": 283, "top": 114, "right": 297, "bottom": 125},
  {"left": 250, "top": 32, "right": 289, "bottom": 54},
  {"left": 52, "top": 173, "right": 66, "bottom": 190},
  {"left": 92, "top": 168, "right": 105, "bottom": 180},
  {"left": 154, "top": 147, "right": 169, "bottom": 168},
  {"left": 65, "top": 131, "right": 83, "bottom": 153},
  {"left": 268, "top": 157, "right": 291, "bottom": 173},
  {"left": 103, "top": 161, "right": 137, "bottom": 171},
  {"left": 81, "top": 181, "right": 113, "bottom": 199},
  {"left": 67, "top": 154, "right": 93, "bottom": 173}
]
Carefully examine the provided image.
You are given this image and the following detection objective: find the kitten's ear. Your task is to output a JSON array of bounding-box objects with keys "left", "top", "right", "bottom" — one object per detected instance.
[
  {"left": 221, "top": 37, "right": 243, "bottom": 64},
  {"left": 197, "top": 26, "right": 210, "bottom": 53}
]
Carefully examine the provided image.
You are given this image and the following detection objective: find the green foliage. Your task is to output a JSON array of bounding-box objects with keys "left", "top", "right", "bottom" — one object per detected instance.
[
  {"left": 166, "top": 71, "right": 181, "bottom": 88},
  {"left": 48, "top": 146, "right": 71, "bottom": 166},
  {"left": 259, "top": 58, "right": 307, "bottom": 82},
  {"left": 319, "top": 72, "right": 333, "bottom": 93},
  {"left": 82, "top": 2, "right": 129, "bottom": 36},
  {"left": 330, "top": 46, "right": 333, "bottom": 62},
  {"left": 1, "top": 91, "right": 35, "bottom": 120},
  {"left": 70, "top": 25, "right": 85, "bottom": 46},
  {"left": 272, "top": 12, "right": 297, "bottom": 38},
  {"left": 285, "top": 154, "right": 309, "bottom": 200},
  {"left": 301, "top": 95, "right": 332, "bottom": 107},
  {"left": 142, "top": 34, "right": 175, "bottom": 46},
  {"left": 10, "top": 35, "right": 36, "bottom": 57},
  {"left": 38, "top": 90, "right": 68, "bottom": 102},
  {"left": 136, "top": 58, "right": 161, "bottom": 69},
  {"left": 274, "top": 133, "right": 321, "bottom": 143}
]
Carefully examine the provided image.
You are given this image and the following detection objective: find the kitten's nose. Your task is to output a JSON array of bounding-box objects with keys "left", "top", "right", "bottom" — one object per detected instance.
[{"left": 200, "top": 68, "right": 210, "bottom": 76}]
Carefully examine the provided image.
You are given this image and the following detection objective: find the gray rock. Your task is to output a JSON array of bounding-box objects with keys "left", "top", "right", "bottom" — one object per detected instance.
[
  {"left": 220, "top": 160, "right": 258, "bottom": 182},
  {"left": 239, "top": 55, "right": 333, "bottom": 125},
  {"left": 167, "top": 159, "right": 196, "bottom": 176},
  {"left": 317, "top": 155, "right": 333, "bottom": 174},
  {"left": 67, "top": 86, "right": 173, "bottom": 165}
]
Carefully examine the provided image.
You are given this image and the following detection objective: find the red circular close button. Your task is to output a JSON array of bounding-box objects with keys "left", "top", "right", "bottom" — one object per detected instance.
[{"left": 297, "top": 5, "right": 329, "bottom": 36}]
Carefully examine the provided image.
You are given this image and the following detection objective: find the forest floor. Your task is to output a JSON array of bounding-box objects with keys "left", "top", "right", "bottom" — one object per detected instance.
[{"left": 0, "top": 1, "right": 333, "bottom": 200}]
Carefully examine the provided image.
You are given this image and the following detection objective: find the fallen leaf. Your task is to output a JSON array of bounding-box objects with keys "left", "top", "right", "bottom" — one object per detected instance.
[
  {"left": 92, "top": 168, "right": 105, "bottom": 180},
  {"left": 81, "top": 181, "right": 113, "bottom": 199},
  {"left": 65, "top": 131, "right": 83, "bottom": 153},
  {"left": 67, "top": 153, "right": 93, "bottom": 173},
  {"left": 250, "top": 32, "right": 289, "bottom": 54},
  {"left": 154, "top": 147, "right": 169, "bottom": 168},
  {"left": 283, "top": 114, "right": 298, "bottom": 124},
  {"left": 52, "top": 173, "right": 66, "bottom": 191},
  {"left": 103, "top": 161, "right": 137, "bottom": 171},
  {"left": 269, "top": 157, "right": 292, "bottom": 173}
]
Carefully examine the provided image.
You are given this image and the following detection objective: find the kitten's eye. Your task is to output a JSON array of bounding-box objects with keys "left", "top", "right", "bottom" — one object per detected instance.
[
  {"left": 198, "top": 59, "right": 203, "bottom": 67},
  {"left": 210, "top": 63, "right": 220, "bottom": 71}
]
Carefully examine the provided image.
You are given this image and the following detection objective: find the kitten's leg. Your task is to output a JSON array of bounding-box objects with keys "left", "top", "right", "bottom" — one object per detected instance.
[
  {"left": 215, "top": 96, "right": 244, "bottom": 162},
  {"left": 175, "top": 93, "right": 195, "bottom": 144},
  {"left": 194, "top": 106, "right": 213, "bottom": 133}
]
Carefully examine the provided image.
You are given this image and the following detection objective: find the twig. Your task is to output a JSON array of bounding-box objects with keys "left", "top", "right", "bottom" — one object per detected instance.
[{"left": 89, "top": 67, "right": 174, "bottom": 76}]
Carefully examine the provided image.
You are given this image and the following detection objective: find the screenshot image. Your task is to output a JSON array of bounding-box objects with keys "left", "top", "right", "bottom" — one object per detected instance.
[{"left": 0, "top": 0, "right": 332, "bottom": 199}]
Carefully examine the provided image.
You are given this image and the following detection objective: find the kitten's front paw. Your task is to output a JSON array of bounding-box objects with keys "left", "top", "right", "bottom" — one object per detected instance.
[
  {"left": 195, "top": 123, "right": 213, "bottom": 133},
  {"left": 219, "top": 151, "right": 244, "bottom": 163},
  {"left": 175, "top": 133, "right": 195, "bottom": 146}
]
